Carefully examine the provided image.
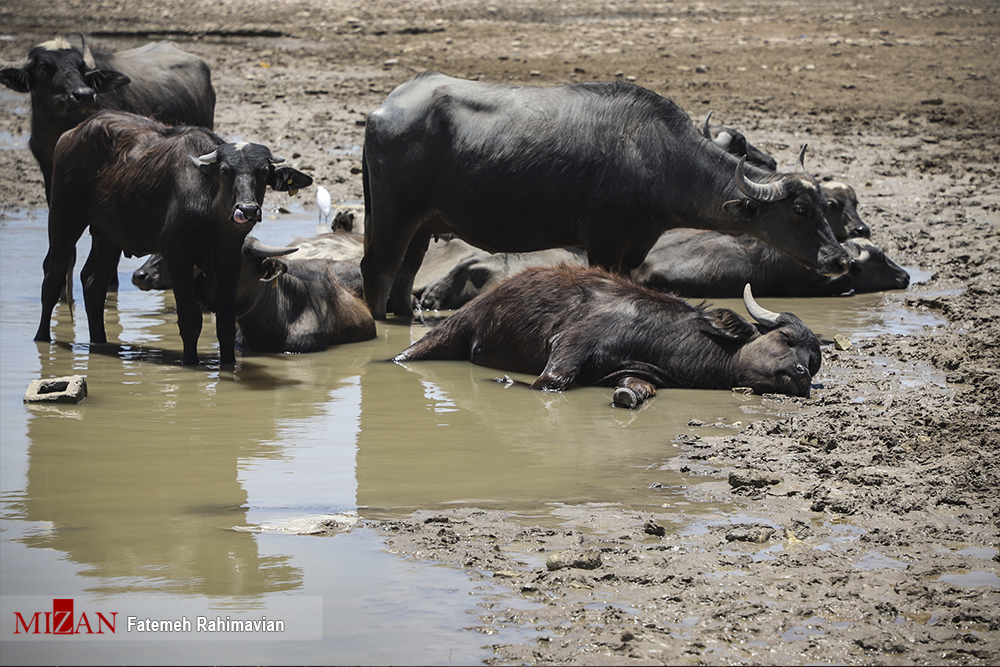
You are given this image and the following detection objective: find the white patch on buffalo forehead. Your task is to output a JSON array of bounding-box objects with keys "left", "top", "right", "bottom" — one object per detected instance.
[
  {"left": 39, "top": 37, "right": 73, "bottom": 51},
  {"left": 825, "top": 181, "right": 848, "bottom": 190},
  {"left": 233, "top": 141, "right": 250, "bottom": 151}
]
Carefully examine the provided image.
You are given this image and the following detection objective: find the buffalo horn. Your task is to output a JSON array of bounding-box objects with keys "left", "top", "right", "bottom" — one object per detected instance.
[
  {"left": 80, "top": 34, "right": 96, "bottom": 70},
  {"left": 743, "top": 284, "right": 782, "bottom": 327},
  {"left": 268, "top": 151, "right": 286, "bottom": 165},
  {"left": 702, "top": 110, "right": 714, "bottom": 139},
  {"left": 193, "top": 150, "right": 218, "bottom": 165},
  {"left": 243, "top": 236, "right": 298, "bottom": 258},
  {"left": 735, "top": 157, "right": 785, "bottom": 202},
  {"left": 797, "top": 144, "right": 808, "bottom": 171},
  {"left": 846, "top": 239, "right": 874, "bottom": 265}
]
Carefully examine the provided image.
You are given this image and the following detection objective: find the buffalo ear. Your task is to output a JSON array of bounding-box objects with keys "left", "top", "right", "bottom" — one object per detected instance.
[
  {"left": 84, "top": 68, "right": 130, "bottom": 94},
  {"left": 723, "top": 198, "right": 756, "bottom": 222},
  {"left": 260, "top": 258, "right": 288, "bottom": 282},
  {"left": 269, "top": 166, "right": 313, "bottom": 193},
  {"left": 703, "top": 307, "right": 756, "bottom": 341},
  {"left": 0, "top": 66, "right": 31, "bottom": 93}
]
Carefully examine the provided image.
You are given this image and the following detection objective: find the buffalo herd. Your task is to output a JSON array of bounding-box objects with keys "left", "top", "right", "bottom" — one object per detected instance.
[{"left": 6, "top": 37, "right": 912, "bottom": 408}]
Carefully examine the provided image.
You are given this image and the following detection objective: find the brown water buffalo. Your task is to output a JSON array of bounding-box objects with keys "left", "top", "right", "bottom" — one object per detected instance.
[
  {"left": 1, "top": 36, "right": 215, "bottom": 201},
  {"left": 393, "top": 266, "right": 822, "bottom": 408},
  {"left": 632, "top": 231, "right": 909, "bottom": 298},
  {"left": 34, "top": 110, "right": 312, "bottom": 365},
  {"left": 361, "top": 72, "right": 850, "bottom": 319}
]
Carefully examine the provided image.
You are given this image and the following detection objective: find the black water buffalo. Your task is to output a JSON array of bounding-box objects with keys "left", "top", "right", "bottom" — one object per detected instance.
[
  {"left": 1, "top": 36, "right": 215, "bottom": 201},
  {"left": 361, "top": 72, "right": 850, "bottom": 319},
  {"left": 216, "top": 236, "right": 375, "bottom": 353},
  {"left": 133, "top": 229, "right": 366, "bottom": 297},
  {"left": 701, "top": 110, "right": 778, "bottom": 171},
  {"left": 632, "top": 230, "right": 909, "bottom": 298},
  {"left": 34, "top": 110, "right": 312, "bottom": 365},
  {"left": 393, "top": 266, "right": 821, "bottom": 408},
  {"left": 414, "top": 238, "right": 587, "bottom": 312},
  {"left": 700, "top": 113, "right": 871, "bottom": 241}
]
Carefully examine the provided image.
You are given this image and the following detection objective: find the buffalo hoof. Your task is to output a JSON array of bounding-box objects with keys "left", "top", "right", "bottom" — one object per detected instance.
[
  {"left": 24, "top": 375, "right": 87, "bottom": 404},
  {"left": 612, "top": 386, "right": 641, "bottom": 410}
]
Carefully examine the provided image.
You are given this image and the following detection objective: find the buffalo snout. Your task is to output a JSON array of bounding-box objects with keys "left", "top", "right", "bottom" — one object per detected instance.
[{"left": 233, "top": 203, "right": 261, "bottom": 225}]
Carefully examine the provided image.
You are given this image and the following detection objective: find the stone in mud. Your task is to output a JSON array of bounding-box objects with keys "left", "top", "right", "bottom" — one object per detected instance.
[
  {"left": 728, "top": 470, "right": 783, "bottom": 488},
  {"left": 546, "top": 548, "right": 603, "bottom": 571},
  {"left": 24, "top": 375, "right": 87, "bottom": 404},
  {"left": 643, "top": 519, "right": 666, "bottom": 537},
  {"left": 725, "top": 525, "right": 775, "bottom": 543},
  {"left": 834, "top": 334, "right": 854, "bottom": 351}
]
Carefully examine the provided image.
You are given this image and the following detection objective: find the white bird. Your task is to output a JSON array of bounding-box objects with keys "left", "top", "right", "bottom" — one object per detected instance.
[{"left": 316, "top": 186, "right": 332, "bottom": 227}]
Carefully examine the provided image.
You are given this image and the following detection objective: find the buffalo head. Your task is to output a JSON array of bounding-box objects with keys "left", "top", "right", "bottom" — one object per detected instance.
[
  {"left": 823, "top": 182, "right": 871, "bottom": 241},
  {"left": 724, "top": 150, "right": 851, "bottom": 278},
  {"left": 190, "top": 142, "right": 313, "bottom": 227},
  {"left": 723, "top": 284, "right": 821, "bottom": 398},
  {"left": 0, "top": 36, "right": 129, "bottom": 117}
]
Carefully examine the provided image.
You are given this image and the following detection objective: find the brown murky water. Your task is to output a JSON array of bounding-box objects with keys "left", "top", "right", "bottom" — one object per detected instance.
[{"left": 0, "top": 205, "right": 939, "bottom": 663}]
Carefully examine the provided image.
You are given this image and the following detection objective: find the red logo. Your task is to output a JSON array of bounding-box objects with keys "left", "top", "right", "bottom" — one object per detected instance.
[{"left": 13, "top": 598, "right": 116, "bottom": 635}]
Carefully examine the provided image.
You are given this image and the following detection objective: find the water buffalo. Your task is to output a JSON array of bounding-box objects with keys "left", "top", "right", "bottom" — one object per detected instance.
[
  {"left": 1, "top": 36, "right": 215, "bottom": 201},
  {"left": 34, "top": 110, "right": 312, "bottom": 365},
  {"left": 632, "top": 230, "right": 908, "bottom": 298},
  {"left": 133, "top": 229, "right": 366, "bottom": 297},
  {"left": 393, "top": 266, "right": 822, "bottom": 408},
  {"left": 701, "top": 110, "right": 778, "bottom": 171},
  {"left": 212, "top": 236, "right": 375, "bottom": 353},
  {"left": 700, "top": 113, "right": 871, "bottom": 241},
  {"left": 414, "top": 238, "right": 587, "bottom": 312},
  {"left": 361, "top": 72, "right": 850, "bottom": 319}
]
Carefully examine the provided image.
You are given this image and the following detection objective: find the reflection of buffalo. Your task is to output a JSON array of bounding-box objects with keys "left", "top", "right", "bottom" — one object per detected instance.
[
  {"left": 394, "top": 266, "right": 821, "bottom": 408},
  {"left": 633, "top": 231, "right": 909, "bottom": 298},
  {"left": 361, "top": 72, "right": 849, "bottom": 318}
]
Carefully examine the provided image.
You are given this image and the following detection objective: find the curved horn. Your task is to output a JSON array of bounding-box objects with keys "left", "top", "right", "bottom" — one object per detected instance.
[
  {"left": 743, "top": 284, "right": 782, "bottom": 327},
  {"left": 702, "top": 110, "right": 714, "bottom": 139},
  {"left": 268, "top": 151, "right": 286, "bottom": 165},
  {"left": 242, "top": 235, "right": 298, "bottom": 258},
  {"left": 735, "top": 157, "right": 786, "bottom": 203},
  {"left": 80, "top": 34, "right": 95, "bottom": 69},
  {"left": 797, "top": 144, "right": 808, "bottom": 171},
  {"left": 845, "top": 239, "right": 874, "bottom": 264},
  {"left": 193, "top": 149, "right": 218, "bottom": 165}
]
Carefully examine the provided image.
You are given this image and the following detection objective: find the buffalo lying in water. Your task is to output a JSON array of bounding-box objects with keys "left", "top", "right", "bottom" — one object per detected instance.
[{"left": 393, "top": 266, "right": 821, "bottom": 408}]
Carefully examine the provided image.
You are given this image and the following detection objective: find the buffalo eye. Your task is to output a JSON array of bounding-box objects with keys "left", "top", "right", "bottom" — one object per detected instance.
[
  {"left": 827, "top": 200, "right": 841, "bottom": 210},
  {"left": 793, "top": 204, "right": 808, "bottom": 218}
]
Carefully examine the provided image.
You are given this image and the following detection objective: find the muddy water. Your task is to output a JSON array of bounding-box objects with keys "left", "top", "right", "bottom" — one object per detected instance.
[{"left": 0, "top": 205, "right": 941, "bottom": 663}]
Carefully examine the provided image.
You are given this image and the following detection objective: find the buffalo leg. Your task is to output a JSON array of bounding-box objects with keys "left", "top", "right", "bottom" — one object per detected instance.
[
  {"left": 612, "top": 377, "right": 657, "bottom": 410},
  {"left": 165, "top": 254, "right": 203, "bottom": 365},
  {"left": 387, "top": 227, "right": 432, "bottom": 317},
  {"left": 209, "top": 257, "right": 241, "bottom": 366},
  {"left": 34, "top": 216, "right": 86, "bottom": 343},
  {"left": 80, "top": 235, "right": 121, "bottom": 345},
  {"left": 361, "top": 190, "right": 427, "bottom": 319}
]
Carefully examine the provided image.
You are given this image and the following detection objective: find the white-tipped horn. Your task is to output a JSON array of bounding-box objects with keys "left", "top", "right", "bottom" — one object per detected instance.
[
  {"left": 193, "top": 149, "right": 218, "bottom": 165},
  {"left": 80, "top": 34, "right": 95, "bottom": 69},
  {"left": 735, "top": 157, "right": 786, "bottom": 203},
  {"left": 743, "top": 284, "right": 782, "bottom": 327}
]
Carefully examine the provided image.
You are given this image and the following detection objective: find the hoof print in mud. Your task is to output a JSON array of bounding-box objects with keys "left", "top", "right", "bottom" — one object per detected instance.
[{"left": 23, "top": 375, "right": 87, "bottom": 404}]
